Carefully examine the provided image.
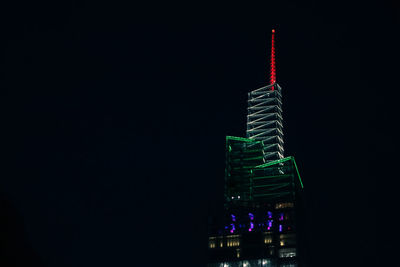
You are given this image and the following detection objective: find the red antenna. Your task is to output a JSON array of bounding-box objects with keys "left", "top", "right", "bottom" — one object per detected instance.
[{"left": 270, "top": 29, "right": 276, "bottom": 91}]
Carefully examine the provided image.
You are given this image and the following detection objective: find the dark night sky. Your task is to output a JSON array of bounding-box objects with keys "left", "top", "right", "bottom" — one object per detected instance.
[{"left": 1, "top": 1, "right": 399, "bottom": 267}]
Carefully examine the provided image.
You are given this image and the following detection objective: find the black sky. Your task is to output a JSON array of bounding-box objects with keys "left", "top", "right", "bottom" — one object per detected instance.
[{"left": 1, "top": 1, "right": 399, "bottom": 267}]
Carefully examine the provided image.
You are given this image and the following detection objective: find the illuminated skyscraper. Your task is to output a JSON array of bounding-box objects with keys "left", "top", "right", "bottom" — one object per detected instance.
[{"left": 208, "top": 30, "right": 305, "bottom": 267}]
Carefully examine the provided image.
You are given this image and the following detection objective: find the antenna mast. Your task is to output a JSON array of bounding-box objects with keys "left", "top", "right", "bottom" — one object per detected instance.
[{"left": 270, "top": 29, "right": 276, "bottom": 91}]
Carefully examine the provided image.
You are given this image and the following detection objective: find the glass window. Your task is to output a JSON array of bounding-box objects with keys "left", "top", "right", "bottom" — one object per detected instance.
[
  {"left": 279, "top": 233, "right": 296, "bottom": 246},
  {"left": 269, "top": 245, "right": 275, "bottom": 256},
  {"left": 226, "top": 234, "right": 240, "bottom": 247},
  {"left": 275, "top": 202, "right": 294, "bottom": 209},
  {"left": 209, "top": 236, "right": 216, "bottom": 248},
  {"left": 209, "top": 259, "right": 276, "bottom": 267},
  {"left": 212, "top": 236, "right": 224, "bottom": 248},
  {"left": 278, "top": 248, "right": 296, "bottom": 258},
  {"left": 263, "top": 232, "right": 273, "bottom": 244},
  {"left": 259, "top": 258, "right": 273, "bottom": 266}
]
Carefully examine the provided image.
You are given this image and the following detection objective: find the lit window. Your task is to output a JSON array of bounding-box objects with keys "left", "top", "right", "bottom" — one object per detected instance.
[
  {"left": 280, "top": 264, "right": 297, "bottom": 267},
  {"left": 226, "top": 235, "right": 240, "bottom": 247},
  {"left": 280, "top": 234, "right": 296, "bottom": 246},
  {"left": 269, "top": 246, "right": 274, "bottom": 255},
  {"left": 209, "top": 237, "right": 216, "bottom": 248},
  {"left": 278, "top": 248, "right": 296, "bottom": 258},
  {"left": 261, "top": 259, "right": 272, "bottom": 266},
  {"left": 213, "top": 236, "right": 223, "bottom": 248},
  {"left": 236, "top": 248, "right": 240, "bottom": 258},
  {"left": 263, "top": 232, "right": 273, "bottom": 244},
  {"left": 275, "top": 202, "right": 294, "bottom": 209}
]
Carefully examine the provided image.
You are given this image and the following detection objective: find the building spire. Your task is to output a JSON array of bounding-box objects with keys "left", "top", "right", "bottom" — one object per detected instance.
[{"left": 270, "top": 29, "right": 276, "bottom": 91}]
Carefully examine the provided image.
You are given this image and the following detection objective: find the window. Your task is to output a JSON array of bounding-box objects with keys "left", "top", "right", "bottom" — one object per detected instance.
[
  {"left": 279, "top": 234, "right": 296, "bottom": 246},
  {"left": 279, "top": 248, "right": 296, "bottom": 258},
  {"left": 226, "top": 235, "right": 240, "bottom": 247},
  {"left": 209, "top": 236, "right": 224, "bottom": 248},
  {"left": 275, "top": 202, "right": 294, "bottom": 209},
  {"left": 211, "top": 259, "right": 275, "bottom": 267},
  {"left": 263, "top": 232, "right": 273, "bottom": 244},
  {"left": 259, "top": 259, "right": 273, "bottom": 266},
  {"left": 209, "top": 237, "right": 216, "bottom": 248},
  {"left": 269, "top": 246, "right": 275, "bottom": 256}
]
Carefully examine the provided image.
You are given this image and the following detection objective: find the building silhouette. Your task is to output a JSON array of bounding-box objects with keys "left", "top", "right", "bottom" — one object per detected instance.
[{"left": 207, "top": 30, "right": 306, "bottom": 267}]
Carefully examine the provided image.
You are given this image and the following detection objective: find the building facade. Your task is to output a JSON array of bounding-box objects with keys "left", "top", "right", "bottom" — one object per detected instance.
[{"left": 207, "top": 30, "right": 305, "bottom": 267}]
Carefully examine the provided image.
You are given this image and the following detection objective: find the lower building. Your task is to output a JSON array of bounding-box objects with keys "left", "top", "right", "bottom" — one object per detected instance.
[{"left": 207, "top": 138, "right": 305, "bottom": 267}]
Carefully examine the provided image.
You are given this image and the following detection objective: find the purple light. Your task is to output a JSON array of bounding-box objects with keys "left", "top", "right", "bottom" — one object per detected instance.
[
  {"left": 279, "top": 225, "right": 282, "bottom": 232},
  {"left": 248, "top": 222, "right": 254, "bottom": 232},
  {"left": 248, "top": 213, "right": 254, "bottom": 220},
  {"left": 251, "top": 222, "right": 254, "bottom": 228},
  {"left": 231, "top": 214, "right": 236, "bottom": 222},
  {"left": 279, "top": 213, "right": 284, "bottom": 221},
  {"left": 267, "top": 211, "right": 272, "bottom": 218},
  {"left": 230, "top": 223, "right": 236, "bottom": 233},
  {"left": 266, "top": 219, "right": 273, "bottom": 231}
]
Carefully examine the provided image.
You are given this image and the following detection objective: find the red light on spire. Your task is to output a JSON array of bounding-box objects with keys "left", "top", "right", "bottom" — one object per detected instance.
[{"left": 270, "top": 29, "right": 276, "bottom": 91}]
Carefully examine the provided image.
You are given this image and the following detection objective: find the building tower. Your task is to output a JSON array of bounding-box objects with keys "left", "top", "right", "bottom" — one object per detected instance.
[
  {"left": 246, "top": 29, "right": 284, "bottom": 162},
  {"left": 207, "top": 30, "right": 305, "bottom": 267}
]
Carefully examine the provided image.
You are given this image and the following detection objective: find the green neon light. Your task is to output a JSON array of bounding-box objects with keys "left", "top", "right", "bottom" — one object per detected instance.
[
  {"left": 253, "top": 182, "right": 291, "bottom": 188},
  {"left": 254, "top": 156, "right": 304, "bottom": 189},
  {"left": 226, "top": 136, "right": 256, "bottom": 143},
  {"left": 243, "top": 149, "right": 264, "bottom": 153},
  {"left": 292, "top": 157, "right": 304, "bottom": 189},
  {"left": 243, "top": 156, "right": 264, "bottom": 161},
  {"left": 252, "top": 174, "right": 291, "bottom": 180},
  {"left": 253, "top": 192, "right": 291, "bottom": 197},
  {"left": 231, "top": 165, "right": 256, "bottom": 170},
  {"left": 255, "top": 156, "right": 293, "bottom": 168}
]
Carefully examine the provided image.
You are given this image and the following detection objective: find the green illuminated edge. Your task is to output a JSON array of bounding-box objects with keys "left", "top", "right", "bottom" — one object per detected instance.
[
  {"left": 225, "top": 135, "right": 304, "bottom": 189},
  {"left": 255, "top": 156, "right": 304, "bottom": 189},
  {"left": 292, "top": 158, "right": 304, "bottom": 189},
  {"left": 226, "top": 136, "right": 256, "bottom": 143}
]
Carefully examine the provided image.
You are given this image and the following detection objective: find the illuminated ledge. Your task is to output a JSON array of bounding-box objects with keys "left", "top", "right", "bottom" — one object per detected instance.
[
  {"left": 255, "top": 156, "right": 304, "bottom": 189},
  {"left": 226, "top": 136, "right": 258, "bottom": 143}
]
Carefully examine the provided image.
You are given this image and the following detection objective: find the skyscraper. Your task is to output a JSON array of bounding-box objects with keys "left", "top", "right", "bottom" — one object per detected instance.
[{"left": 207, "top": 30, "right": 305, "bottom": 267}]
